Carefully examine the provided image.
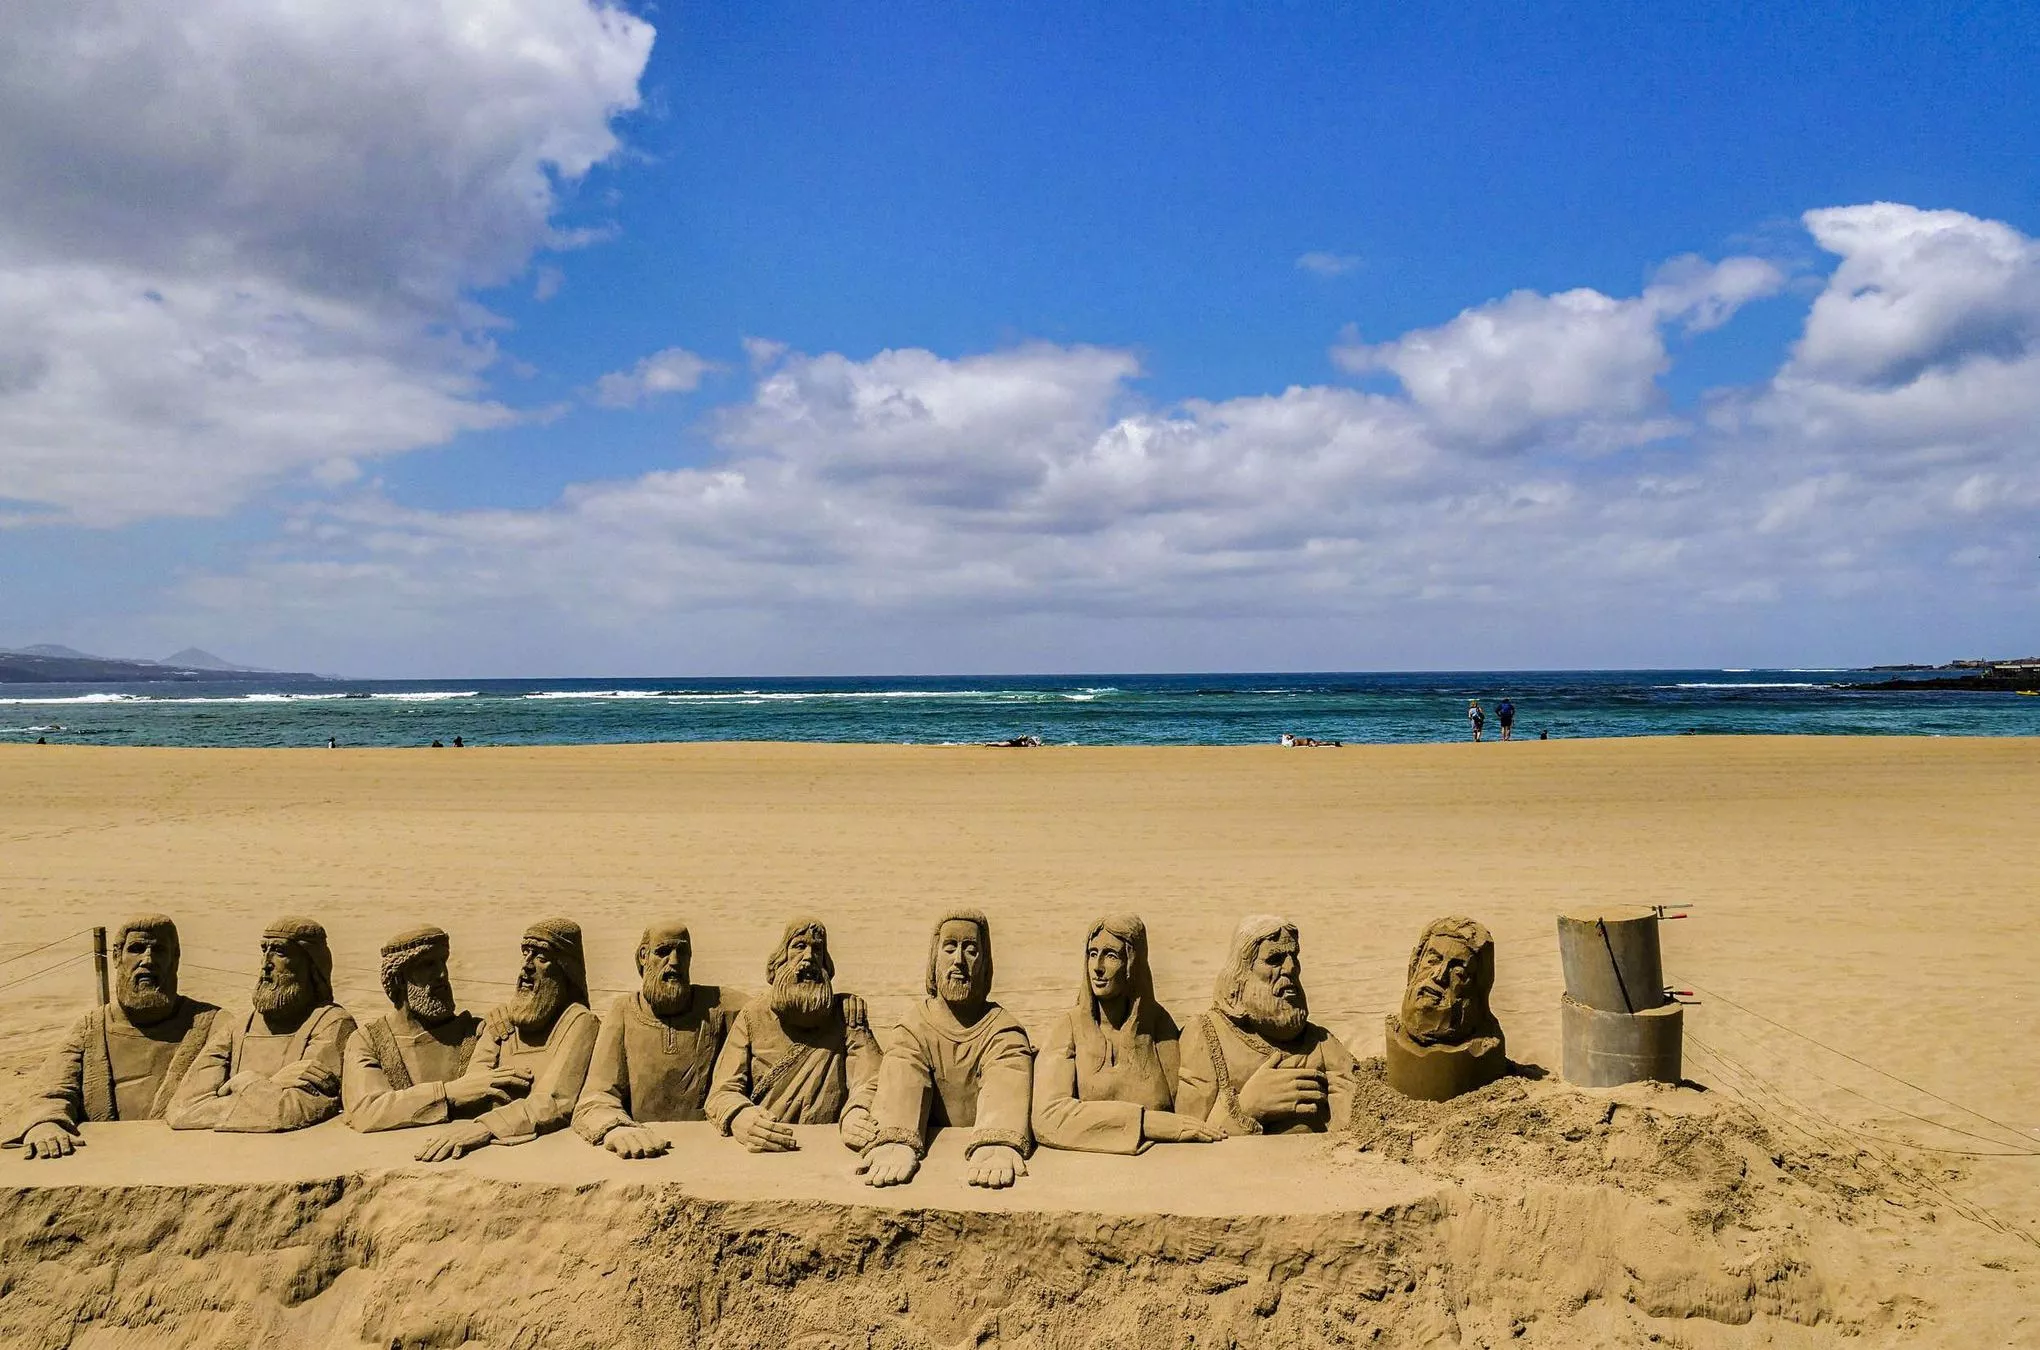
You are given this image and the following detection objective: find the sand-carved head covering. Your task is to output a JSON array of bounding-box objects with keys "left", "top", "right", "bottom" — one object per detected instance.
[
  {"left": 1212, "top": 913, "right": 1300, "bottom": 1020},
  {"left": 923, "top": 908, "right": 993, "bottom": 999},
  {"left": 262, "top": 916, "right": 333, "bottom": 1005},
  {"left": 766, "top": 917, "right": 833, "bottom": 983},
  {"left": 379, "top": 925, "right": 451, "bottom": 1008},
  {"left": 523, "top": 917, "right": 588, "bottom": 1005}
]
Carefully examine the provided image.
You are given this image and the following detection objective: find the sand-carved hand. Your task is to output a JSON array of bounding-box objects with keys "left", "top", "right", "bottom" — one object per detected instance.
[
  {"left": 1235, "top": 1053, "right": 1326, "bottom": 1122},
  {"left": 19, "top": 1122, "right": 80, "bottom": 1159},
  {"left": 447, "top": 1069, "right": 530, "bottom": 1111},
  {"left": 965, "top": 1144, "right": 1026, "bottom": 1188},
  {"left": 1142, "top": 1110, "right": 1224, "bottom": 1143},
  {"left": 859, "top": 1141, "right": 919, "bottom": 1187},
  {"left": 731, "top": 1108, "right": 799, "bottom": 1153},
  {"left": 838, "top": 1106, "right": 878, "bottom": 1152},
  {"left": 603, "top": 1124, "right": 670, "bottom": 1159},
  {"left": 415, "top": 1119, "right": 492, "bottom": 1162},
  {"left": 271, "top": 1059, "right": 338, "bottom": 1095}
]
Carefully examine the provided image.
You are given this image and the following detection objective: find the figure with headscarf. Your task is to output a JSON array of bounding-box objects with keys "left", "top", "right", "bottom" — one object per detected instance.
[
  {"left": 168, "top": 917, "right": 356, "bottom": 1133},
  {"left": 1173, "top": 916, "right": 1357, "bottom": 1135},
  {"left": 860, "top": 909, "right": 1034, "bottom": 1189},
  {"left": 571, "top": 921, "right": 744, "bottom": 1158},
  {"left": 343, "top": 925, "right": 532, "bottom": 1132},
  {"left": 415, "top": 919, "right": 598, "bottom": 1161},
  {"left": 3, "top": 915, "right": 219, "bottom": 1157},
  {"left": 703, "top": 919, "right": 881, "bottom": 1153},
  {"left": 1031, "top": 914, "right": 1222, "bottom": 1154}
]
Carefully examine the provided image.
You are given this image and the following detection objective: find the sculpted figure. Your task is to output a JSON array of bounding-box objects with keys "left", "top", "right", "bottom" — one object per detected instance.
[
  {"left": 1032, "top": 914, "right": 1222, "bottom": 1153},
  {"left": 703, "top": 919, "right": 881, "bottom": 1152},
  {"left": 168, "top": 917, "right": 356, "bottom": 1133},
  {"left": 572, "top": 922, "right": 743, "bottom": 1158},
  {"left": 861, "top": 909, "right": 1034, "bottom": 1189},
  {"left": 1385, "top": 917, "right": 1507, "bottom": 1101},
  {"left": 343, "top": 926, "right": 532, "bottom": 1131},
  {"left": 3, "top": 915, "right": 219, "bottom": 1157},
  {"left": 415, "top": 919, "right": 598, "bottom": 1161},
  {"left": 1173, "top": 915, "right": 1357, "bottom": 1134}
]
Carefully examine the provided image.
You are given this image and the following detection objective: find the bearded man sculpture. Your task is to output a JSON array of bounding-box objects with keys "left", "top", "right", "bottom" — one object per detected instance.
[
  {"left": 1032, "top": 914, "right": 1222, "bottom": 1154},
  {"left": 704, "top": 918, "right": 881, "bottom": 1153},
  {"left": 1384, "top": 917, "right": 1508, "bottom": 1101},
  {"left": 168, "top": 917, "right": 356, "bottom": 1133},
  {"left": 1174, "top": 916, "right": 1357, "bottom": 1135},
  {"left": 4, "top": 915, "right": 219, "bottom": 1157},
  {"left": 572, "top": 922, "right": 743, "bottom": 1158},
  {"left": 343, "top": 926, "right": 533, "bottom": 1131},
  {"left": 860, "top": 910, "right": 1034, "bottom": 1188},
  {"left": 415, "top": 919, "right": 598, "bottom": 1162}
]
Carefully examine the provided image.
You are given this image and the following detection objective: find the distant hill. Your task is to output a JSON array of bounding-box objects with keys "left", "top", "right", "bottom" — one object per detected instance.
[
  {"left": 160, "top": 647, "right": 269, "bottom": 672},
  {"left": 15, "top": 643, "right": 102, "bottom": 659},
  {"left": 0, "top": 644, "right": 327, "bottom": 684}
]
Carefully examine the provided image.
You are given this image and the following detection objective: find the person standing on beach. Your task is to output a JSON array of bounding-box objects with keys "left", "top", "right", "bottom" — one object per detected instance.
[
  {"left": 1496, "top": 698, "right": 1515, "bottom": 741},
  {"left": 1467, "top": 700, "right": 1485, "bottom": 742}
]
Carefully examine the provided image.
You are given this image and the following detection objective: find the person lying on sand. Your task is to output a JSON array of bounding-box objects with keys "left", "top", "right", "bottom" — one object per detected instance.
[
  {"left": 1032, "top": 914, "right": 1221, "bottom": 1154},
  {"left": 572, "top": 922, "right": 743, "bottom": 1158},
  {"left": 1280, "top": 733, "right": 1343, "bottom": 747},
  {"left": 343, "top": 926, "right": 527, "bottom": 1133},
  {"left": 168, "top": 918, "right": 355, "bottom": 1133},
  {"left": 4, "top": 915, "right": 218, "bottom": 1157},
  {"left": 703, "top": 918, "right": 881, "bottom": 1153},
  {"left": 414, "top": 920, "right": 597, "bottom": 1161},
  {"left": 859, "top": 909, "right": 1034, "bottom": 1189},
  {"left": 985, "top": 735, "right": 1043, "bottom": 747}
]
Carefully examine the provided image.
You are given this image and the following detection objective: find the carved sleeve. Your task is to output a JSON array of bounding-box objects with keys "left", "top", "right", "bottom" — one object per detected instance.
[
  {"left": 839, "top": 997, "right": 882, "bottom": 1127},
  {"left": 215, "top": 1007, "right": 356, "bottom": 1133},
  {"left": 1030, "top": 1014, "right": 1142, "bottom": 1155},
  {"left": 966, "top": 1021, "right": 1036, "bottom": 1159},
  {"left": 342, "top": 1024, "right": 451, "bottom": 1133},
  {"left": 866, "top": 1018, "right": 936, "bottom": 1157},
  {"left": 571, "top": 998, "right": 639, "bottom": 1144},
  {"left": 0, "top": 1013, "right": 92, "bottom": 1145},
  {"left": 164, "top": 1016, "right": 239, "bottom": 1130},
  {"left": 482, "top": 1005, "right": 598, "bottom": 1145},
  {"left": 702, "top": 1008, "right": 757, "bottom": 1136}
]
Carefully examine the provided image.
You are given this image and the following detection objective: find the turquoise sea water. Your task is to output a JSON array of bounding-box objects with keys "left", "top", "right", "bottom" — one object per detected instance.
[{"left": 2, "top": 671, "right": 2035, "bottom": 748}]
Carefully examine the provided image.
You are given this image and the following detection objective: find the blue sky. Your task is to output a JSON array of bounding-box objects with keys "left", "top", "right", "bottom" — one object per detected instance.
[{"left": 1, "top": 2, "right": 2037, "bottom": 674}]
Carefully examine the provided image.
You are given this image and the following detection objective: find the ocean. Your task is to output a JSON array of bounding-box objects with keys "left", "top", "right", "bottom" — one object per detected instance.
[{"left": 2, "top": 670, "right": 2035, "bottom": 748}]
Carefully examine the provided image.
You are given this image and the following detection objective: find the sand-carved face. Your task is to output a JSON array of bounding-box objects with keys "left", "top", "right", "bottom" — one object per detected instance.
[
  {"left": 934, "top": 918, "right": 989, "bottom": 1006},
  {"left": 401, "top": 946, "right": 458, "bottom": 1025},
  {"left": 1397, "top": 918, "right": 1496, "bottom": 1046},
  {"left": 1086, "top": 929, "right": 1131, "bottom": 1003},
  {"left": 1240, "top": 933, "right": 1309, "bottom": 1040},
  {"left": 512, "top": 940, "right": 573, "bottom": 1033},
  {"left": 252, "top": 936, "right": 318, "bottom": 1018},
  {"left": 638, "top": 925, "right": 692, "bottom": 1017},
  {"left": 769, "top": 925, "right": 835, "bottom": 1027},
  {"left": 116, "top": 927, "right": 179, "bottom": 1020}
]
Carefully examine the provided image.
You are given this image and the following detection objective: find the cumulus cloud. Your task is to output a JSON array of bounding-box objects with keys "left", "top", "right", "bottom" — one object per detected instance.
[
  {"left": 0, "top": 0, "right": 653, "bottom": 524},
  {"left": 591, "top": 348, "right": 715, "bottom": 408}
]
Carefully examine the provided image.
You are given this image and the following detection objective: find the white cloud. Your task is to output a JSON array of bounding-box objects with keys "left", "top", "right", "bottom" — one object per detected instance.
[
  {"left": 0, "top": 0, "right": 654, "bottom": 525},
  {"left": 591, "top": 348, "right": 715, "bottom": 408},
  {"left": 1296, "top": 251, "right": 1363, "bottom": 278}
]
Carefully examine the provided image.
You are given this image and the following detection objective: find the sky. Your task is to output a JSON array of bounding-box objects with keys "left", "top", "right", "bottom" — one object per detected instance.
[{"left": 1, "top": 1, "right": 2036, "bottom": 676}]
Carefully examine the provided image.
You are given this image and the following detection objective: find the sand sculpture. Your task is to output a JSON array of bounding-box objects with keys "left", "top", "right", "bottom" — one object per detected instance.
[
  {"left": 166, "top": 917, "right": 355, "bottom": 1133},
  {"left": 1032, "top": 914, "right": 1222, "bottom": 1153},
  {"left": 3, "top": 915, "right": 220, "bottom": 1157},
  {"left": 573, "top": 922, "right": 744, "bottom": 1158},
  {"left": 1558, "top": 906, "right": 1684, "bottom": 1087},
  {"left": 1175, "top": 915, "right": 1358, "bottom": 1134},
  {"left": 1383, "top": 916, "right": 1509, "bottom": 1101},
  {"left": 343, "top": 926, "right": 523, "bottom": 1132},
  {"left": 703, "top": 918, "right": 882, "bottom": 1152},
  {"left": 415, "top": 919, "right": 598, "bottom": 1161},
  {"left": 860, "top": 909, "right": 1035, "bottom": 1188}
]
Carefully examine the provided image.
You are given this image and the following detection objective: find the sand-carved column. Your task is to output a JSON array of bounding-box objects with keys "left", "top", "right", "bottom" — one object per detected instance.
[{"left": 1557, "top": 907, "right": 1682, "bottom": 1087}]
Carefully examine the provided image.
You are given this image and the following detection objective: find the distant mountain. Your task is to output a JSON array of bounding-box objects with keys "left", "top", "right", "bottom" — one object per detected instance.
[
  {"left": 15, "top": 643, "right": 103, "bottom": 659},
  {"left": 0, "top": 643, "right": 328, "bottom": 684},
  {"left": 160, "top": 647, "right": 268, "bottom": 672}
]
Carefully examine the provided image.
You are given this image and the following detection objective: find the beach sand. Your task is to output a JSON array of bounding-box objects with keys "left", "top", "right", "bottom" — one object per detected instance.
[{"left": 1, "top": 738, "right": 2035, "bottom": 1346}]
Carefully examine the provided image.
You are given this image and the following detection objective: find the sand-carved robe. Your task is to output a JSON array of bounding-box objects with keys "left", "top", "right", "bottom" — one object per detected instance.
[
  {"left": 703, "top": 995, "right": 881, "bottom": 1134},
  {"left": 869, "top": 998, "right": 1034, "bottom": 1158},
  {"left": 2, "top": 998, "right": 220, "bottom": 1146},
  {"left": 1030, "top": 1003, "right": 1180, "bottom": 1154},
  {"left": 167, "top": 1003, "right": 356, "bottom": 1133},
  {"left": 466, "top": 1002, "right": 598, "bottom": 1145},
  {"left": 341, "top": 1010, "right": 485, "bottom": 1132},
  {"left": 1173, "top": 1011, "right": 1357, "bottom": 1135},
  {"left": 573, "top": 988, "right": 741, "bottom": 1142}
]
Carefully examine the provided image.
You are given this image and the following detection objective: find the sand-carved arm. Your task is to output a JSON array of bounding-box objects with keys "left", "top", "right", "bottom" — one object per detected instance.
[
  {"left": 213, "top": 1008, "right": 355, "bottom": 1133},
  {"left": 572, "top": 998, "right": 639, "bottom": 1145},
  {"left": 342, "top": 1025, "right": 451, "bottom": 1133},
  {"left": 1, "top": 1012, "right": 93, "bottom": 1148},
  {"left": 478, "top": 1004, "right": 598, "bottom": 1146},
  {"left": 1029, "top": 1014, "right": 1144, "bottom": 1155}
]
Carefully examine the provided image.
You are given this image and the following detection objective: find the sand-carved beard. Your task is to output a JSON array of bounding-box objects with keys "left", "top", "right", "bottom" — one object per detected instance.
[
  {"left": 642, "top": 966, "right": 692, "bottom": 1018},
  {"left": 935, "top": 965, "right": 983, "bottom": 1005},
  {"left": 252, "top": 968, "right": 315, "bottom": 1018},
  {"left": 510, "top": 973, "right": 569, "bottom": 1034},
  {"left": 405, "top": 977, "right": 457, "bottom": 1026},
  {"left": 1237, "top": 971, "right": 1310, "bottom": 1042},
  {"left": 117, "top": 965, "right": 177, "bottom": 1020},
  {"left": 770, "top": 959, "right": 835, "bottom": 1028}
]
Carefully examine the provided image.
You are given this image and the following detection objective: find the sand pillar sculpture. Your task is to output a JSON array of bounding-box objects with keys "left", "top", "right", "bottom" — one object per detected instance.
[{"left": 1557, "top": 906, "right": 1682, "bottom": 1088}]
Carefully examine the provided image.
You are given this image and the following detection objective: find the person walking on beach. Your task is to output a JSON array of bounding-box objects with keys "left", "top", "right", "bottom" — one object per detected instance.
[
  {"left": 1467, "top": 700, "right": 1485, "bottom": 742},
  {"left": 1496, "top": 698, "right": 1515, "bottom": 741}
]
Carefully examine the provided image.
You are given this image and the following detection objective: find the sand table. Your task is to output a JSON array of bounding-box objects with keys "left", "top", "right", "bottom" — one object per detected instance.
[{"left": 1, "top": 739, "right": 2036, "bottom": 1346}]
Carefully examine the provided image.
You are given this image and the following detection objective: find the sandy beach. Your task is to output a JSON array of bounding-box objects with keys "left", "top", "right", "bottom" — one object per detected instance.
[{"left": 2, "top": 737, "right": 2036, "bottom": 1346}]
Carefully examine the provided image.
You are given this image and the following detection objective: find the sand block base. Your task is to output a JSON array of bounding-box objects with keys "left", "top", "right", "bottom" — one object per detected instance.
[
  {"left": 1382, "top": 1018, "right": 1508, "bottom": 1101},
  {"left": 1561, "top": 994, "right": 1683, "bottom": 1087}
]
